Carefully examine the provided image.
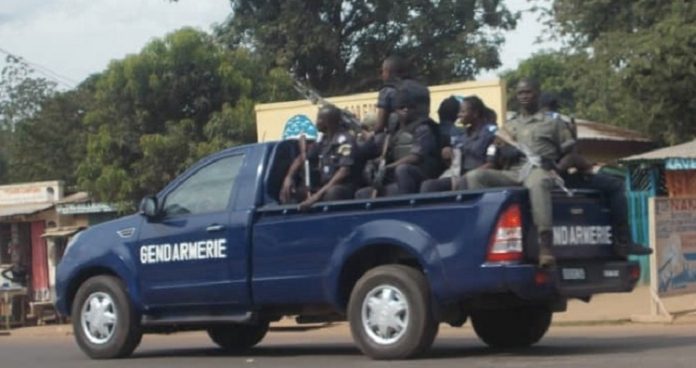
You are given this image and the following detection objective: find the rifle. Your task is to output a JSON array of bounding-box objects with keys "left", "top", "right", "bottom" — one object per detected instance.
[
  {"left": 298, "top": 134, "right": 311, "bottom": 200},
  {"left": 371, "top": 134, "right": 391, "bottom": 198},
  {"left": 291, "top": 78, "right": 362, "bottom": 134},
  {"left": 495, "top": 127, "right": 574, "bottom": 197}
]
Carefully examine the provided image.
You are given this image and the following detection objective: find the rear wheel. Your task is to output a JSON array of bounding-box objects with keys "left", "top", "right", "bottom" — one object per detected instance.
[
  {"left": 71, "top": 275, "right": 142, "bottom": 359},
  {"left": 348, "top": 265, "right": 438, "bottom": 360},
  {"left": 207, "top": 321, "right": 270, "bottom": 351},
  {"left": 471, "top": 307, "right": 552, "bottom": 348}
]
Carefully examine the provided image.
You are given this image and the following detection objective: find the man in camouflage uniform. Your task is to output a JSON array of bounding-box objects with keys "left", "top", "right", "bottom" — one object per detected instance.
[{"left": 464, "top": 79, "right": 576, "bottom": 267}]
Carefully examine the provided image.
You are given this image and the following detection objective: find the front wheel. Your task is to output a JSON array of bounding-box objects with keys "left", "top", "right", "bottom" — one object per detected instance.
[
  {"left": 471, "top": 306, "right": 552, "bottom": 348},
  {"left": 348, "top": 265, "right": 438, "bottom": 360},
  {"left": 71, "top": 275, "right": 142, "bottom": 359},
  {"left": 207, "top": 321, "right": 270, "bottom": 352}
]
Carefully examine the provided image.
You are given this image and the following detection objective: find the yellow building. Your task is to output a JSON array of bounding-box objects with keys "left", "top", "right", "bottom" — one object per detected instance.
[{"left": 255, "top": 80, "right": 506, "bottom": 142}]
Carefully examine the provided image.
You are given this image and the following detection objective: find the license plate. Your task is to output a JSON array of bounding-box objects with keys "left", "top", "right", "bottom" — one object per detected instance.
[{"left": 562, "top": 268, "right": 586, "bottom": 281}]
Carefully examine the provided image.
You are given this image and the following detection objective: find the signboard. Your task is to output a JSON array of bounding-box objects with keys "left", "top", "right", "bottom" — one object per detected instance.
[
  {"left": 651, "top": 197, "right": 696, "bottom": 297},
  {"left": 0, "top": 181, "right": 63, "bottom": 206},
  {"left": 56, "top": 203, "right": 116, "bottom": 215}
]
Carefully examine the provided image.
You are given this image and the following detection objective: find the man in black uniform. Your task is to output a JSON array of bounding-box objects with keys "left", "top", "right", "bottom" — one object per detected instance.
[
  {"left": 356, "top": 79, "right": 440, "bottom": 197},
  {"left": 421, "top": 96, "right": 498, "bottom": 192},
  {"left": 280, "top": 106, "right": 360, "bottom": 210},
  {"left": 374, "top": 55, "right": 411, "bottom": 134}
]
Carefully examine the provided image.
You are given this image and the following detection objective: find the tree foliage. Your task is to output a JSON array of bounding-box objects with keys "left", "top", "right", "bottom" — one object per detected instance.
[
  {"left": 75, "top": 28, "right": 293, "bottom": 207},
  {"left": 218, "top": 0, "right": 517, "bottom": 94},
  {"left": 6, "top": 88, "right": 90, "bottom": 185},
  {"left": 521, "top": 0, "right": 696, "bottom": 144},
  {"left": 0, "top": 54, "right": 57, "bottom": 131}
]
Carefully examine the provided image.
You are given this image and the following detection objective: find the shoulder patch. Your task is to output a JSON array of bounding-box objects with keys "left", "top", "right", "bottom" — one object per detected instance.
[
  {"left": 336, "top": 134, "right": 347, "bottom": 144},
  {"left": 337, "top": 144, "right": 352, "bottom": 156},
  {"left": 487, "top": 125, "right": 498, "bottom": 132}
]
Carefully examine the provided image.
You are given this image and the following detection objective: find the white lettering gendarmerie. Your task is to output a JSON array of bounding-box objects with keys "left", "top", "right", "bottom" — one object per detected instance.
[
  {"left": 552, "top": 226, "right": 612, "bottom": 246},
  {"left": 139, "top": 238, "right": 227, "bottom": 264}
]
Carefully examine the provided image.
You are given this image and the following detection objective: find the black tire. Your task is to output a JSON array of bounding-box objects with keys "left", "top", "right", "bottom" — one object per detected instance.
[
  {"left": 471, "top": 307, "right": 552, "bottom": 348},
  {"left": 71, "top": 275, "right": 142, "bottom": 359},
  {"left": 207, "top": 321, "right": 270, "bottom": 351},
  {"left": 347, "top": 265, "right": 438, "bottom": 360}
]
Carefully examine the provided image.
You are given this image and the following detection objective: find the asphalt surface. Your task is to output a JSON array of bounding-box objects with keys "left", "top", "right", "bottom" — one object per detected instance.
[{"left": 2, "top": 322, "right": 696, "bottom": 368}]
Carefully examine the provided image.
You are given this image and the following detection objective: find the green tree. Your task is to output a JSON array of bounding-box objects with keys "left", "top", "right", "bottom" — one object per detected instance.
[
  {"left": 0, "top": 54, "right": 57, "bottom": 183},
  {"left": 6, "top": 87, "right": 91, "bottom": 185},
  {"left": 532, "top": 0, "right": 696, "bottom": 144},
  {"left": 218, "top": 0, "right": 517, "bottom": 94},
  {"left": 0, "top": 54, "right": 57, "bottom": 131},
  {"left": 77, "top": 28, "right": 293, "bottom": 208}
]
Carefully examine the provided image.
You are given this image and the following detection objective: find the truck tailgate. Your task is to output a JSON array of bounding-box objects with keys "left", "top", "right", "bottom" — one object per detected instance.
[{"left": 551, "top": 190, "right": 615, "bottom": 260}]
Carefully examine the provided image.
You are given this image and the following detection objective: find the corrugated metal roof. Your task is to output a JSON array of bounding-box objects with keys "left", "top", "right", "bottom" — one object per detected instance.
[
  {"left": 621, "top": 139, "right": 696, "bottom": 162},
  {"left": 56, "top": 192, "right": 90, "bottom": 204},
  {"left": 574, "top": 119, "right": 651, "bottom": 142},
  {"left": 0, "top": 203, "right": 54, "bottom": 218},
  {"left": 42, "top": 226, "right": 83, "bottom": 238}
]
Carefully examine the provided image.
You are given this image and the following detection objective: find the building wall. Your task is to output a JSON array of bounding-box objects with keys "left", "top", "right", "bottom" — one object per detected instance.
[
  {"left": 255, "top": 80, "right": 507, "bottom": 142},
  {"left": 665, "top": 171, "right": 696, "bottom": 197}
]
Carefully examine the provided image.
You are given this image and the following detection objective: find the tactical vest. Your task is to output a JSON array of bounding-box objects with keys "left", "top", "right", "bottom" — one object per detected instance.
[{"left": 389, "top": 121, "right": 421, "bottom": 161}]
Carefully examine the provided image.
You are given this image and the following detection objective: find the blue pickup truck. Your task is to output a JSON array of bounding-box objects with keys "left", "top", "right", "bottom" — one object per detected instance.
[{"left": 55, "top": 140, "right": 641, "bottom": 360}]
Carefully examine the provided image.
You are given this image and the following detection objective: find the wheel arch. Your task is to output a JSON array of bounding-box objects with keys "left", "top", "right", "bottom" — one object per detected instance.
[{"left": 325, "top": 219, "right": 449, "bottom": 312}]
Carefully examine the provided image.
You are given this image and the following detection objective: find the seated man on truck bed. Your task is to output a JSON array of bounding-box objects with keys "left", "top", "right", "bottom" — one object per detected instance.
[
  {"left": 280, "top": 106, "right": 361, "bottom": 210},
  {"left": 356, "top": 80, "right": 441, "bottom": 197},
  {"left": 421, "top": 96, "right": 498, "bottom": 193},
  {"left": 464, "top": 78, "right": 576, "bottom": 268}
]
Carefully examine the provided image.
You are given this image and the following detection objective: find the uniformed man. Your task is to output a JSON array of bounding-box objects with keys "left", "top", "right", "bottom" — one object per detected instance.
[
  {"left": 541, "top": 94, "right": 652, "bottom": 258},
  {"left": 437, "top": 96, "right": 463, "bottom": 151},
  {"left": 280, "top": 106, "right": 360, "bottom": 210},
  {"left": 421, "top": 96, "right": 498, "bottom": 192},
  {"left": 356, "top": 79, "right": 440, "bottom": 197},
  {"left": 374, "top": 55, "right": 411, "bottom": 134},
  {"left": 463, "top": 79, "right": 576, "bottom": 268}
]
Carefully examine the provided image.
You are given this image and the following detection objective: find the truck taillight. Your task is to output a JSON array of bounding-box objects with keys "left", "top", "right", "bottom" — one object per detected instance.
[{"left": 487, "top": 204, "right": 524, "bottom": 263}]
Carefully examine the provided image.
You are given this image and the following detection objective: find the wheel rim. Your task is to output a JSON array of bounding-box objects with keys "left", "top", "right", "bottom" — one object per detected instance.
[
  {"left": 80, "top": 291, "right": 118, "bottom": 345},
  {"left": 361, "top": 284, "right": 409, "bottom": 345}
]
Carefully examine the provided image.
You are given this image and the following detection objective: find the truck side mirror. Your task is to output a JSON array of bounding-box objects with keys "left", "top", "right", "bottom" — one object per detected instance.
[{"left": 139, "top": 195, "right": 160, "bottom": 218}]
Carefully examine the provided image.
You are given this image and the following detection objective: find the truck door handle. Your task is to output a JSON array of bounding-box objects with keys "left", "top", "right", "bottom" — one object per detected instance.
[{"left": 206, "top": 224, "right": 225, "bottom": 232}]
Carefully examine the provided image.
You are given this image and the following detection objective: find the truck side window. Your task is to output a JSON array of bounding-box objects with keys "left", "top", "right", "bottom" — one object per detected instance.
[{"left": 162, "top": 155, "right": 245, "bottom": 216}]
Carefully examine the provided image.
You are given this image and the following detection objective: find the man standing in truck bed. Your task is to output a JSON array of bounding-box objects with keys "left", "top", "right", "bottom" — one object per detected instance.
[{"left": 464, "top": 78, "right": 575, "bottom": 268}]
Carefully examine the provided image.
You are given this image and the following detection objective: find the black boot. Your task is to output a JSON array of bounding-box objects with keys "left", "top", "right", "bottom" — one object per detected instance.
[
  {"left": 614, "top": 226, "right": 653, "bottom": 258},
  {"left": 538, "top": 230, "right": 556, "bottom": 268}
]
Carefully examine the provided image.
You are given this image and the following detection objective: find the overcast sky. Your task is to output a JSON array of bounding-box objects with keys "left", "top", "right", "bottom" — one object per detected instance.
[{"left": 0, "top": 0, "right": 559, "bottom": 90}]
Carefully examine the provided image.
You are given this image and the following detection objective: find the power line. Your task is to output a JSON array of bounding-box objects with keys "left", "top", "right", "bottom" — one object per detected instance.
[{"left": 0, "top": 46, "right": 78, "bottom": 89}]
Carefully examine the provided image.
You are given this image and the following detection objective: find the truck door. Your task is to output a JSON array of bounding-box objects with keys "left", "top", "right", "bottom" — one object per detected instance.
[{"left": 135, "top": 153, "right": 249, "bottom": 309}]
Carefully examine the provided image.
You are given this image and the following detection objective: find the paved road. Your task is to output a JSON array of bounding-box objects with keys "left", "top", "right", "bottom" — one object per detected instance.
[{"left": 2, "top": 322, "right": 696, "bottom": 368}]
